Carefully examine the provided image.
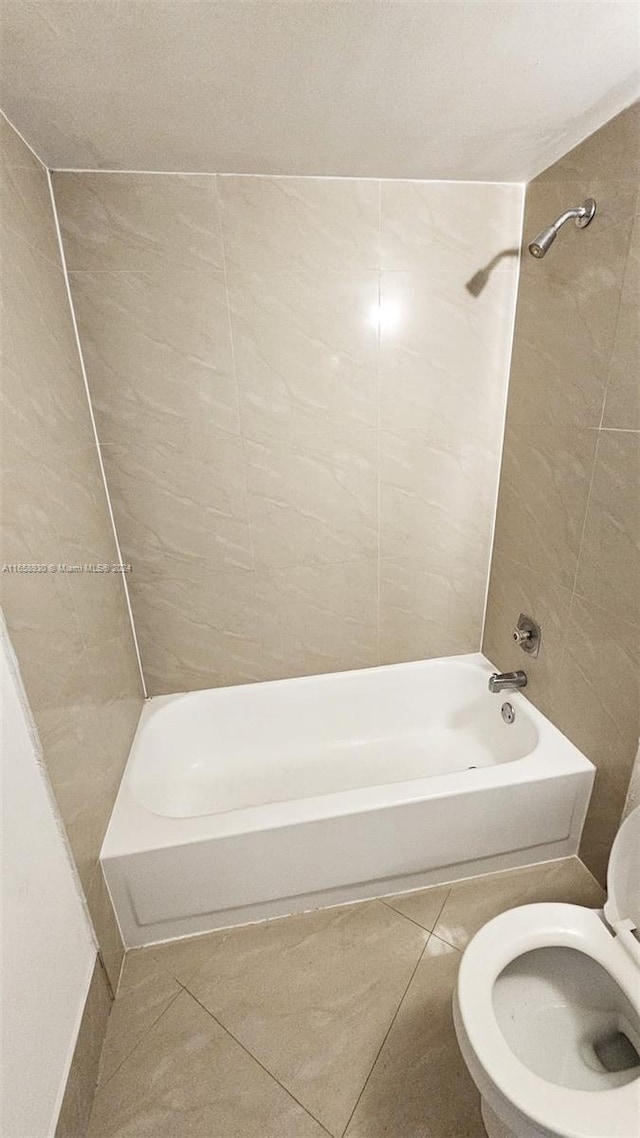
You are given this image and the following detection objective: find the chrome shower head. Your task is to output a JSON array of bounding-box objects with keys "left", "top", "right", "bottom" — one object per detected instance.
[
  {"left": 528, "top": 198, "right": 596, "bottom": 259},
  {"left": 528, "top": 225, "right": 557, "bottom": 259}
]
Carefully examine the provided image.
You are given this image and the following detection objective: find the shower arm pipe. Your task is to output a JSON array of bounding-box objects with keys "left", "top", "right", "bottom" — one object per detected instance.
[{"left": 548, "top": 204, "right": 591, "bottom": 231}]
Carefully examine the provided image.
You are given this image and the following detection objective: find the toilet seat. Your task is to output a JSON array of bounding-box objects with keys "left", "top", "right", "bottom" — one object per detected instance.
[{"left": 456, "top": 902, "right": 640, "bottom": 1138}]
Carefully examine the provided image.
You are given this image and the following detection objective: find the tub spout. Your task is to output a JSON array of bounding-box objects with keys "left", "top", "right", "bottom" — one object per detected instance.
[{"left": 488, "top": 670, "right": 527, "bottom": 693}]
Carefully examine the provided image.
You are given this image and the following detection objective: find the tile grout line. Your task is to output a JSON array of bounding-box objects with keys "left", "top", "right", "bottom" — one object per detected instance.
[
  {"left": 46, "top": 169, "right": 148, "bottom": 698},
  {"left": 378, "top": 884, "right": 452, "bottom": 936},
  {"left": 597, "top": 189, "right": 636, "bottom": 431},
  {"left": 1, "top": 107, "right": 48, "bottom": 168},
  {"left": 479, "top": 180, "right": 526, "bottom": 653},
  {"left": 181, "top": 987, "right": 335, "bottom": 1137},
  {"left": 92, "top": 984, "right": 184, "bottom": 1097},
  {"left": 50, "top": 166, "right": 526, "bottom": 188},
  {"left": 339, "top": 933, "right": 436, "bottom": 1137},
  {"left": 340, "top": 886, "right": 454, "bottom": 1136}
]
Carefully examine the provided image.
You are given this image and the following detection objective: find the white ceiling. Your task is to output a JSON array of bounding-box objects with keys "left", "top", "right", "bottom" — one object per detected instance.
[{"left": 1, "top": 1, "right": 639, "bottom": 181}]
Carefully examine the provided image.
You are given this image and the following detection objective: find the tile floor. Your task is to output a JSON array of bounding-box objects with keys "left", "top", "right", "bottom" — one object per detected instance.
[{"left": 87, "top": 857, "right": 604, "bottom": 1138}]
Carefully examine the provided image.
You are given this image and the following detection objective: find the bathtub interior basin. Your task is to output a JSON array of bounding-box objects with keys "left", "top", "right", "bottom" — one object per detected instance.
[
  {"left": 132, "top": 658, "right": 539, "bottom": 818},
  {"left": 101, "top": 653, "right": 595, "bottom": 947}
]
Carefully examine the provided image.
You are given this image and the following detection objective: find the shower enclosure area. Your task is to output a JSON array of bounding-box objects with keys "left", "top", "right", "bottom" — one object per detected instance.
[{"left": 1, "top": 71, "right": 638, "bottom": 981}]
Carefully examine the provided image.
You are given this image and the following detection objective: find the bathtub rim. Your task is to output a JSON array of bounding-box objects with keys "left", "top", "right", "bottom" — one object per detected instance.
[{"left": 101, "top": 652, "right": 594, "bottom": 860}]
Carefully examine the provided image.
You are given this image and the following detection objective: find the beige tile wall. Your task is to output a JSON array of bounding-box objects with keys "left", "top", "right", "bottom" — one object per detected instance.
[
  {"left": 484, "top": 101, "right": 640, "bottom": 883},
  {"left": 52, "top": 171, "right": 523, "bottom": 694},
  {"left": 0, "top": 116, "right": 144, "bottom": 986}
]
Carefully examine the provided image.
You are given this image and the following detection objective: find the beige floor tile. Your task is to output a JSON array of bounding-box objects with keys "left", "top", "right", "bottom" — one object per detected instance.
[
  {"left": 148, "top": 929, "right": 225, "bottom": 985},
  {"left": 434, "top": 857, "right": 605, "bottom": 951},
  {"left": 97, "top": 954, "right": 181, "bottom": 1087},
  {"left": 185, "top": 900, "right": 428, "bottom": 1136},
  {"left": 87, "top": 990, "right": 328, "bottom": 1138},
  {"left": 382, "top": 884, "right": 451, "bottom": 932},
  {"left": 345, "top": 935, "right": 484, "bottom": 1138}
]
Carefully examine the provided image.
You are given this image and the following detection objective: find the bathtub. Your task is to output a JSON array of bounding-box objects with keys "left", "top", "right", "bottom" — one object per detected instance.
[{"left": 101, "top": 653, "right": 594, "bottom": 947}]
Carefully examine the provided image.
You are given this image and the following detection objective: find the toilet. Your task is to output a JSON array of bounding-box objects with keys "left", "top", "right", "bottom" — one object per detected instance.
[{"left": 453, "top": 805, "right": 640, "bottom": 1138}]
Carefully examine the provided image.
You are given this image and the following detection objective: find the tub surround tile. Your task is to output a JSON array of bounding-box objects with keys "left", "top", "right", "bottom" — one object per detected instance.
[
  {"left": 218, "top": 175, "right": 380, "bottom": 273},
  {"left": 227, "top": 268, "right": 379, "bottom": 438},
  {"left": 378, "top": 269, "right": 517, "bottom": 438},
  {"left": 184, "top": 900, "right": 428, "bottom": 1135},
  {"left": 603, "top": 302, "right": 640, "bottom": 429},
  {"left": 382, "top": 883, "right": 451, "bottom": 932},
  {"left": 491, "top": 421, "right": 598, "bottom": 590},
  {"left": 433, "top": 858, "right": 605, "bottom": 952},
  {"left": 101, "top": 437, "right": 253, "bottom": 574},
  {"left": 1, "top": 226, "right": 98, "bottom": 462},
  {"left": 379, "top": 556, "right": 485, "bottom": 664},
  {"left": 244, "top": 426, "right": 378, "bottom": 569},
  {"left": 68, "top": 269, "right": 240, "bottom": 446},
  {"left": 344, "top": 935, "right": 484, "bottom": 1138},
  {"left": 0, "top": 571, "right": 86, "bottom": 714},
  {"left": 87, "top": 990, "right": 328, "bottom": 1138},
  {"left": 379, "top": 429, "right": 494, "bottom": 567},
  {"left": 261, "top": 559, "right": 379, "bottom": 679},
  {"left": 97, "top": 955, "right": 182, "bottom": 1087},
  {"left": 52, "top": 172, "right": 223, "bottom": 271},
  {"left": 380, "top": 180, "right": 522, "bottom": 274},
  {"left": 34, "top": 630, "right": 142, "bottom": 891},
  {"left": 1, "top": 120, "right": 144, "bottom": 983},
  {"left": 502, "top": 270, "right": 622, "bottom": 431},
  {"left": 485, "top": 113, "right": 639, "bottom": 881},
  {"left": 54, "top": 170, "right": 521, "bottom": 693},
  {"left": 0, "top": 114, "right": 61, "bottom": 267},
  {"left": 126, "top": 559, "right": 273, "bottom": 694},
  {"left": 574, "top": 432, "right": 640, "bottom": 624}
]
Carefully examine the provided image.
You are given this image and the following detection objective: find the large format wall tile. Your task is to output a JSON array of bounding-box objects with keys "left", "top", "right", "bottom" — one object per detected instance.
[
  {"left": 380, "top": 180, "right": 522, "bottom": 274},
  {"left": 575, "top": 432, "right": 640, "bottom": 625},
  {"left": 68, "top": 269, "right": 239, "bottom": 444},
  {"left": 53, "top": 172, "right": 223, "bottom": 271},
  {"left": 0, "top": 114, "right": 61, "bottom": 266},
  {"left": 1, "top": 119, "right": 143, "bottom": 987},
  {"left": 603, "top": 203, "right": 640, "bottom": 429},
  {"left": 491, "top": 422, "right": 598, "bottom": 589},
  {"left": 228, "top": 268, "right": 379, "bottom": 437},
  {"left": 55, "top": 170, "right": 522, "bottom": 694},
  {"left": 245, "top": 425, "right": 378, "bottom": 568},
  {"left": 484, "top": 102, "right": 640, "bottom": 880},
  {"left": 378, "top": 269, "right": 516, "bottom": 439},
  {"left": 379, "top": 555, "right": 485, "bottom": 664},
  {"left": 101, "top": 437, "right": 253, "bottom": 572},
  {"left": 218, "top": 174, "right": 380, "bottom": 272}
]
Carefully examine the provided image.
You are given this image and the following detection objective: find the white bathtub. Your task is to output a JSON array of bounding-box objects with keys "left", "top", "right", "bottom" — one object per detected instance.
[{"left": 101, "top": 653, "right": 594, "bottom": 947}]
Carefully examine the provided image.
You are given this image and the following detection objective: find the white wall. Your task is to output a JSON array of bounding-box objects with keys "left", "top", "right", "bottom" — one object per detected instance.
[{"left": 0, "top": 615, "right": 97, "bottom": 1138}]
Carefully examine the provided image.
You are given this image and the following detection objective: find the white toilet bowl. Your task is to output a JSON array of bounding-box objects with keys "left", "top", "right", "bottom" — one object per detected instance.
[{"left": 454, "top": 806, "right": 640, "bottom": 1138}]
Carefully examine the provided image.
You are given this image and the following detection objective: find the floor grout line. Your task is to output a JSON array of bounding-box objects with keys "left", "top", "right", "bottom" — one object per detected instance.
[
  {"left": 338, "top": 931, "right": 435, "bottom": 1138},
  {"left": 379, "top": 882, "right": 452, "bottom": 936},
  {"left": 182, "top": 987, "right": 335, "bottom": 1136},
  {"left": 92, "top": 984, "right": 184, "bottom": 1097}
]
